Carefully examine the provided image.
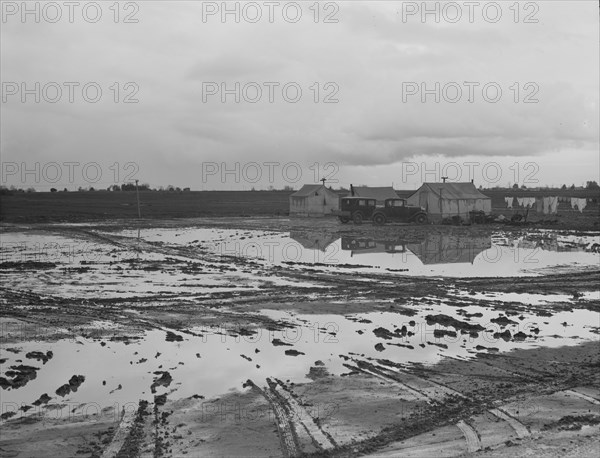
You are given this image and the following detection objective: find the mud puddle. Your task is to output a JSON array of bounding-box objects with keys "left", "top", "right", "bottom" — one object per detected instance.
[
  {"left": 0, "top": 230, "right": 321, "bottom": 298},
  {"left": 3, "top": 300, "right": 597, "bottom": 422},
  {"left": 107, "top": 227, "right": 600, "bottom": 277}
]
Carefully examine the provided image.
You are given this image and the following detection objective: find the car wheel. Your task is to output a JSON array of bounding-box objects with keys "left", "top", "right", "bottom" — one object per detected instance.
[
  {"left": 373, "top": 213, "right": 386, "bottom": 225},
  {"left": 339, "top": 216, "right": 349, "bottom": 224},
  {"left": 415, "top": 213, "right": 427, "bottom": 224},
  {"left": 352, "top": 212, "right": 363, "bottom": 225}
]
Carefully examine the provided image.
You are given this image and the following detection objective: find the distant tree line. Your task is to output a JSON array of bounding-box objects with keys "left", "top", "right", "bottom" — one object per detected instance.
[
  {"left": 499, "top": 181, "right": 599, "bottom": 191},
  {"left": 2, "top": 181, "right": 597, "bottom": 195}
]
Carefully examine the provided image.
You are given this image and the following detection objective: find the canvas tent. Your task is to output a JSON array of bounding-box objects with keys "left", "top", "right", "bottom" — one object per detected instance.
[
  {"left": 349, "top": 186, "right": 399, "bottom": 205},
  {"left": 289, "top": 184, "right": 340, "bottom": 216},
  {"left": 406, "top": 182, "right": 491, "bottom": 221}
]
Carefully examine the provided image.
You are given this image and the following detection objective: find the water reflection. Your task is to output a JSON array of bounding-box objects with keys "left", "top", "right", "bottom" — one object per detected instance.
[
  {"left": 285, "top": 230, "right": 599, "bottom": 276},
  {"left": 98, "top": 226, "right": 600, "bottom": 277},
  {"left": 340, "top": 238, "right": 410, "bottom": 255},
  {"left": 336, "top": 235, "right": 491, "bottom": 265},
  {"left": 289, "top": 231, "right": 338, "bottom": 252},
  {"left": 406, "top": 234, "right": 491, "bottom": 265}
]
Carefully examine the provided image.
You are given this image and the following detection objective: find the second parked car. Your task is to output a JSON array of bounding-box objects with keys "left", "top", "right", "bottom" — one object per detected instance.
[{"left": 371, "top": 199, "right": 428, "bottom": 225}]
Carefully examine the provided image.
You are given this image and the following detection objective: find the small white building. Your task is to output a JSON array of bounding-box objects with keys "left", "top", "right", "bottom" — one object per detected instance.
[{"left": 289, "top": 184, "right": 340, "bottom": 216}]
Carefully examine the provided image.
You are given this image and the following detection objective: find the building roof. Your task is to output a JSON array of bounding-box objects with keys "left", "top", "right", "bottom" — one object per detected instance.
[
  {"left": 411, "top": 182, "right": 491, "bottom": 200},
  {"left": 350, "top": 186, "right": 399, "bottom": 201},
  {"left": 290, "top": 184, "right": 327, "bottom": 198}
]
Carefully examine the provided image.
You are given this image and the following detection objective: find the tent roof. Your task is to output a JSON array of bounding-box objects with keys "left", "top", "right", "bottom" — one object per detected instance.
[
  {"left": 289, "top": 231, "right": 337, "bottom": 252},
  {"left": 410, "top": 182, "right": 491, "bottom": 200},
  {"left": 351, "top": 186, "right": 399, "bottom": 200},
  {"left": 407, "top": 234, "right": 491, "bottom": 265},
  {"left": 291, "top": 184, "right": 326, "bottom": 197}
]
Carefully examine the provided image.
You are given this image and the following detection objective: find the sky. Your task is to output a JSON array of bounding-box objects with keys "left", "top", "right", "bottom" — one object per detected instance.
[{"left": 1, "top": 0, "right": 598, "bottom": 191}]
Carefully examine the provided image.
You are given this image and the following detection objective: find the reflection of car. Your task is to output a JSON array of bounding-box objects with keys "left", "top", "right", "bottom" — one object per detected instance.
[
  {"left": 336, "top": 197, "right": 377, "bottom": 224},
  {"left": 341, "top": 237, "right": 378, "bottom": 251},
  {"left": 341, "top": 237, "right": 409, "bottom": 254},
  {"left": 372, "top": 199, "right": 428, "bottom": 225}
]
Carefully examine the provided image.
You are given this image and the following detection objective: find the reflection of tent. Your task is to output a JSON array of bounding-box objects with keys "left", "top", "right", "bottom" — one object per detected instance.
[
  {"left": 349, "top": 185, "right": 399, "bottom": 205},
  {"left": 407, "top": 182, "right": 491, "bottom": 221},
  {"left": 407, "top": 233, "right": 491, "bottom": 265},
  {"left": 289, "top": 184, "right": 340, "bottom": 216},
  {"left": 289, "top": 231, "right": 338, "bottom": 252}
]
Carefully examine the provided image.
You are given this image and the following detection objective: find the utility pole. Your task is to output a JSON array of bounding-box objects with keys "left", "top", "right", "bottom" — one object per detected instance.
[
  {"left": 441, "top": 176, "right": 448, "bottom": 183},
  {"left": 135, "top": 179, "right": 141, "bottom": 219}
]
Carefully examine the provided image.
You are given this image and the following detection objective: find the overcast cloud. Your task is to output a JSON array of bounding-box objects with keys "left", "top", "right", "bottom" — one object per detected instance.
[{"left": 1, "top": 1, "right": 598, "bottom": 190}]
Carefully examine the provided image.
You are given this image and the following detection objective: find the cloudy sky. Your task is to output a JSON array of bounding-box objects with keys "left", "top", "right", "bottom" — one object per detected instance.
[{"left": 1, "top": 1, "right": 598, "bottom": 190}]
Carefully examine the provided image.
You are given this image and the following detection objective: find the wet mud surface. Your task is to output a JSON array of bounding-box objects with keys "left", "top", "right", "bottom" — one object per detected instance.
[{"left": 1, "top": 217, "right": 599, "bottom": 457}]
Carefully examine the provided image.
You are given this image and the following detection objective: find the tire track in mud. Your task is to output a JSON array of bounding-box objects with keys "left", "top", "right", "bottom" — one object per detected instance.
[
  {"left": 354, "top": 365, "right": 428, "bottom": 400},
  {"left": 101, "top": 408, "right": 137, "bottom": 458},
  {"left": 428, "top": 355, "right": 539, "bottom": 383},
  {"left": 100, "top": 400, "right": 153, "bottom": 458},
  {"left": 347, "top": 357, "right": 533, "bottom": 452},
  {"left": 564, "top": 389, "right": 600, "bottom": 405},
  {"left": 250, "top": 378, "right": 337, "bottom": 457},
  {"left": 271, "top": 379, "right": 337, "bottom": 452},
  {"left": 348, "top": 358, "right": 465, "bottom": 399},
  {"left": 456, "top": 420, "right": 481, "bottom": 452},
  {"left": 488, "top": 408, "right": 530, "bottom": 438},
  {"left": 67, "top": 228, "right": 128, "bottom": 248},
  {"left": 258, "top": 384, "right": 300, "bottom": 457}
]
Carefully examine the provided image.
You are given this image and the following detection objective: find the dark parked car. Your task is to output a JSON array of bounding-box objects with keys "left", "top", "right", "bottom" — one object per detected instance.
[
  {"left": 335, "top": 197, "right": 377, "bottom": 224},
  {"left": 371, "top": 199, "right": 428, "bottom": 225}
]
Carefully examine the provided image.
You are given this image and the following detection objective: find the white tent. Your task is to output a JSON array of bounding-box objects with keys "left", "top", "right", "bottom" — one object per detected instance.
[{"left": 407, "top": 182, "right": 491, "bottom": 221}]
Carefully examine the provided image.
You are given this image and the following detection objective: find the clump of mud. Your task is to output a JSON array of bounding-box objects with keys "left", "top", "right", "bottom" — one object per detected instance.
[
  {"left": 284, "top": 349, "right": 305, "bottom": 356},
  {"left": 165, "top": 331, "right": 184, "bottom": 342},
  {"left": 373, "top": 326, "right": 409, "bottom": 340},
  {"left": 32, "top": 393, "right": 52, "bottom": 406},
  {"left": 25, "top": 351, "right": 53, "bottom": 365},
  {"left": 425, "top": 314, "right": 485, "bottom": 334},
  {"left": 55, "top": 375, "right": 85, "bottom": 397},
  {"left": 0, "top": 365, "right": 39, "bottom": 389},
  {"left": 151, "top": 371, "right": 173, "bottom": 393},
  {"left": 272, "top": 338, "right": 292, "bottom": 347}
]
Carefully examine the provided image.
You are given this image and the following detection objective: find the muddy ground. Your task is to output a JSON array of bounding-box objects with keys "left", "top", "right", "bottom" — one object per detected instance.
[{"left": 0, "top": 217, "right": 599, "bottom": 457}]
